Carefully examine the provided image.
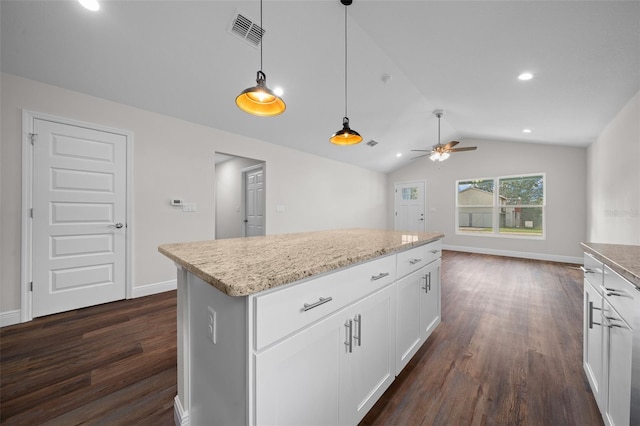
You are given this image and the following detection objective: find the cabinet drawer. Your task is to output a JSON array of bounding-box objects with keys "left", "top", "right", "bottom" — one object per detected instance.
[
  {"left": 603, "top": 265, "right": 639, "bottom": 323},
  {"left": 253, "top": 272, "right": 349, "bottom": 350},
  {"left": 583, "top": 252, "right": 604, "bottom": 291},
  {"left": 397, "top": 240, "right": 441, "bottom": 279},
  {"left": 348, "top": 254, "right": 396, "bottom": 301}
]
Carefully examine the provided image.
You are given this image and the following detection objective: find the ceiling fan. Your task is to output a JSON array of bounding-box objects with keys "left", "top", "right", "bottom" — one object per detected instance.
[{"left": 412, "top": 110, "right": 477, "bottom": 161}]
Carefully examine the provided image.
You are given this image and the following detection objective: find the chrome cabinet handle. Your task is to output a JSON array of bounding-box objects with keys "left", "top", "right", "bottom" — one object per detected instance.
[
  {"left": 353, "top": 314, "right": 361, "bottom": 347},
  {"left": 108, "top": 223, "right": 124, "bottom": 229},
  {"left": 421, "top": 272, "right": 432, "bottom": 293},
  {"left": 371, "top": 272, "right": 389, "bottom": 281},
  {"left": 588, "top": 301, "right": 602, "bottom": 329},
  {"left": 430, "top": 249, "right": 439, "bottom": 254},
  {"left": 302, "top": 296, "right": 333, "bottom": 312},
  {"left": 344, "top": 320, "right": 353, "bottom": 353},
  {"left": 409, "top": 258, "right": 422, "bottom": 265},
  {"left": 580, "top": 266, "right": 594, "bottom": 274}
]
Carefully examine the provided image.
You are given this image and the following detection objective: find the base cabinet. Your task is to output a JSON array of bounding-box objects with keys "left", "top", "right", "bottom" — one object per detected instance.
[
  {"left": 396, "top": 258, "right": 441, "bottom": 374},
  {"left": 583, "top": 278, "right": 603, "bottom": 406},
  {"left": 177, "top": 240, "right": 442, "bottom": 426},
  {"left": 255, "top": 284, "right": 396, "bottom": 426}
]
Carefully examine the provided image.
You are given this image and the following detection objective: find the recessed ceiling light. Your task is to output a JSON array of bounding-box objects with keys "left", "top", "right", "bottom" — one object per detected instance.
[
  {"left": 396, "top": 153, "right": 402, "bottom": 158},
  {"left": 522, "top": 128, "right": 532, "bottom": 133},
  {"left": 518, "top": 72, "right": 534, "bottom": 81},
  {"left": 78, "top": 0, "right": 100, "bottom": 11}
]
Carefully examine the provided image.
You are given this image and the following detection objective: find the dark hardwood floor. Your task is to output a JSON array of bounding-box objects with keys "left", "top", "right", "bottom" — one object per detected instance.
[
  {"left": 361, "top": 251, "right": 603, "bottom": 426},
  {"left": 0, "top": 291, "right": 177, "bottom": 425},
  {"left": 1, "top": 251, "right": 602, "bottom": 425}
]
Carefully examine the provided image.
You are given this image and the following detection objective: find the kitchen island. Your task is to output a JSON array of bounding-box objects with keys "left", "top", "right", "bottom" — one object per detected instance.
[{"left": 159, "top": 228, "right": 444, "bottom": 426}]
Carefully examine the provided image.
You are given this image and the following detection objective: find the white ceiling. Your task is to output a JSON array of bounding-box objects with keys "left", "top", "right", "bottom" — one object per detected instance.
[{"left": 2, "top": 0, "right": 639, "bottom": 173}]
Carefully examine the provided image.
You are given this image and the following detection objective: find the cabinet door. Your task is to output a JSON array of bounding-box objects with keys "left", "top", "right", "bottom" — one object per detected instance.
[
  {"left": 603, "top": 303, "right": 632, "bottom": 426},
  {"left": 396, "top": 267, "right": 425, "bottom": 374},
  {"left": 255, "top": 311, "right": 343, "bottom": 426},
  {"left": 342, "top": 284, "right": 396, "bottom": 425},
  {"left": 583, "top": 279, "right": 604, "bottom": 410},
  {"left": 420, "top": 259, "right": 441, "bottom": 341}
]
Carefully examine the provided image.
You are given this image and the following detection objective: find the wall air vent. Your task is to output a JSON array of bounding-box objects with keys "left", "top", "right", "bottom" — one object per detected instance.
[
  {"left": 228, "top": 10, "right": 265, "bottom": 48},
  {"left": 366, "top": 140, "right": 379, "bottom": 147}
]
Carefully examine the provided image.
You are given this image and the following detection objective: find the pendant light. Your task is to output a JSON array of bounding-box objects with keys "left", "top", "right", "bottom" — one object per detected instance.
[
  {"left": 330, "top": 0, "right": 362, "bottom": 145},
  {"left": 235, "top": 0, "right": 286, "bottom": 116}
]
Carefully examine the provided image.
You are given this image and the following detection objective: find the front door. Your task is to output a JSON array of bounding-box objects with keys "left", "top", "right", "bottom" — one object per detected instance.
[
  {"left": 244, "top": 165, "right": 265, "bottom": 237},
  {"left": 394, "top": 181, "right": 426, "bottom": 233},
  {"left": 31, "top": 118, "right": 127, "bottom": 317}
]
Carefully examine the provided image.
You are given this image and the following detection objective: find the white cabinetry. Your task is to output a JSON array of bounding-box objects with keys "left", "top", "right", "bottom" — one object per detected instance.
[
  {"left": 396, "top": 242, "right": 441, "bottom": 374},
  {"left": 583, "top": 254, "right": 640, "bottom": 426},
  {"left": 180, "top": 240, "right": 442, "bottom": 426},
  {"left": 583, "top": 252, "right": 604, "bottom": 407}
]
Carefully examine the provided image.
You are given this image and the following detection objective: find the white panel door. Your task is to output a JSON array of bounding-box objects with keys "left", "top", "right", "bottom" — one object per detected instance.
[
  {"left": 394, "top": 181, "right": 425, "bottom": 232},
  {"left": 245, "top": 166, "right": 265, "bottom": 237},
  {"left": 32, "top": 118, "right": 127, "bottom": 317}
]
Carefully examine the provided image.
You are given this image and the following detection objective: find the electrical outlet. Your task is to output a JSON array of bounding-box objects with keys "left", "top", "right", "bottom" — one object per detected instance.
[{"left": 207, "top": 306, "right": 217, "bottom": 344}]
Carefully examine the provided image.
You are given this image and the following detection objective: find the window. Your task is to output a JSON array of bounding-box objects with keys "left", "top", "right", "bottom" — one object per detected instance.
[{"left": 456, "top": 174, "right": 545, "bottom": 238}]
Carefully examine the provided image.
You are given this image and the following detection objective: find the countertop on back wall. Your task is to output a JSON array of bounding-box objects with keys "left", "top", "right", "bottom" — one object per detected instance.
[
  {"left": 581, "top": 242, "right": 640, "bottom": 289},
  {"left": 159, "top": 228, "right": 445, "bottom": 297}
]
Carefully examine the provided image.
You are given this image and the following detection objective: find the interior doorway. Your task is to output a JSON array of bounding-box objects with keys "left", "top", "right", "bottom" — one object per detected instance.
[{"left": 214, "top": 153, "right": 265, "bottom": 239}]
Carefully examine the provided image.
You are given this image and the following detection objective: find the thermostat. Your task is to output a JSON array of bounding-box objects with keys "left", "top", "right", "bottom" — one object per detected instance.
[{"left": 171, "top": 199, "right": 184, "bottom": 206}]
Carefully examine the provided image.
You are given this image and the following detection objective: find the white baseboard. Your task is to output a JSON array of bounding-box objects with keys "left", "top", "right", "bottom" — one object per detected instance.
[
  {"left": 442, "top": 244, "right": 583, "bottom": 265},
  {"left": 174, "top": 395, "right": 189, "bottom": 426},
  {"left": 132, "top": 279, "right": 177, "bottom": 298},
  {"left": 1, "top": 310, "right": 22, "bottom": 328}
]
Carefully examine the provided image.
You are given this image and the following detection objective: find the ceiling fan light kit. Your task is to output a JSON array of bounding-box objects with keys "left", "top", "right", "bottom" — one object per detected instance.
[
  {"left": 236, "top": 0, "right": 286, "bottom": 116},
  {"left": 411, "top": 110, "right": 477, "bottom": 162}
]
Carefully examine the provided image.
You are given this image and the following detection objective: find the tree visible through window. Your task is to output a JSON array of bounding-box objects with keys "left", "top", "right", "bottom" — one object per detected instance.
[{"left": 456, "top": 174, "right": 545, "bottom": 238}]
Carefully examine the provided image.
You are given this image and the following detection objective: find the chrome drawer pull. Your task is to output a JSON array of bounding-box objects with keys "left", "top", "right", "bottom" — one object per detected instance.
[
  {"left": 302, "top": 296, "right": 333, "bottom": 312},
  {"left": 371, "top": 272, "right": 389, "bottom": 281},
  {"left": 409, "top": 258, "right": 422, "bottom": 265},
  {"left": 580, "top": 266, "right": 594, "bottom": 274},
  {"left": 430, "top": 249, "right": 439, "bottom": 254}
]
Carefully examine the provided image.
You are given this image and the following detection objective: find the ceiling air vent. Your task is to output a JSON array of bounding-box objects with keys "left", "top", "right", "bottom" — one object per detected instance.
[
  {"left": 366, "top": 140, "right": 379, "bottom": 147},
  {"left": 228, "top": 10, "right": 265, "bottom": 48}
]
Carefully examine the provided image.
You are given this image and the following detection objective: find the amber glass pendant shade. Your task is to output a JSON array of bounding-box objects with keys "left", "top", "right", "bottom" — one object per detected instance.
[
  {"left": 236, "top": 71, "right": 286, "bottom": 117},
  {"left": 330, "top": 117, "right": 362, "bottom": 145}
]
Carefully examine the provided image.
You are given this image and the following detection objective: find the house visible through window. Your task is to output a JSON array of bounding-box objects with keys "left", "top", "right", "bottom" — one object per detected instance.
[{"left": 456, "top": 174, "right": 545, "bottom": 238}]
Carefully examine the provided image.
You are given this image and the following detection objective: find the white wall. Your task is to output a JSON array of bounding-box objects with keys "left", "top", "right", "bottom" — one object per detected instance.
[
  {"left": 587, "top": 91, "right": 640, "bottom": 244},
  {"left": 215, "top": 156, "right": 263, "bottom": 239},
  {"left": 0, "top": 73, "right": 388, "bottom": 317},
  {"left": 388, "top": 138, "right": 587, "bottom": 263}
]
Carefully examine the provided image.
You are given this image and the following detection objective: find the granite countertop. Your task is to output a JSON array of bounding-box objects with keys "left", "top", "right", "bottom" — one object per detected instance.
[
  {"left": 159, "top": 228, "right": 444, "bottom": 296},
  {"left": 581, "top": 242, "right": 640, "bottom": 290}
]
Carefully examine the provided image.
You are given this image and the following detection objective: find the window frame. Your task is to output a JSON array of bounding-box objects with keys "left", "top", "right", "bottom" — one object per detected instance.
[{"left": 455, "top": 173, "right": 546, "bottom": 240}]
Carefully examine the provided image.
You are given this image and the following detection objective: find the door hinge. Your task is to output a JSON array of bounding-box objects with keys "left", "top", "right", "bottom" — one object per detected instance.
[
  {"left": 29, "top": 133, "right": 37, "bottom": 145},
  {"left": 30, "top": 282, "right": 33, "bottom": 291}
]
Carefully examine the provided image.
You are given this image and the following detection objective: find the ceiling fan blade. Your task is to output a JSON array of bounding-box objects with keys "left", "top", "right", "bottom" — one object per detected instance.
[
  {"left": 442, "top": 141, "right": 460, "bottom": 150},
  {"left": 410, "top": 149, "right": 431, "bottom": 152},
  {"left": 448, "top": 146, "right": 477, "bottom": 152}
]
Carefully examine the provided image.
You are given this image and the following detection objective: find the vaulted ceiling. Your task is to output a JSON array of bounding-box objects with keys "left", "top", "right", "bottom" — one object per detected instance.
[{"left": 2, "top": 0, "right": 639, "bottom": 172}]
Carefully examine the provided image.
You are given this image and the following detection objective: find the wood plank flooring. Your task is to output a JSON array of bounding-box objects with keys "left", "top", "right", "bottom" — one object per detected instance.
[
  {"left": 361, "top": 251, "right": 603, "bottom": 426},
  {"left": 1, "top": 251, "right": 602, "bottom": 425},
  {"left": 0, "top": 291, "right": 177, "bottom": 425}
]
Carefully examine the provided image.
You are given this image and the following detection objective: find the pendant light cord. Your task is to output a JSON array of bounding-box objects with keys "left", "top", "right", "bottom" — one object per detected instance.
[
  {"left": 344, "top": 4, "right": 348, "bottom": 118},
  {"left": 260, "top": 0, "right": 263, "bottom": 72}
]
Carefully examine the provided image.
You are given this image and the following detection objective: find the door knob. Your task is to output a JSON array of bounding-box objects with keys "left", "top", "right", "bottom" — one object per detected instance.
[{"left": 109, "top": 223, "right": 124, "bottom": 229}]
